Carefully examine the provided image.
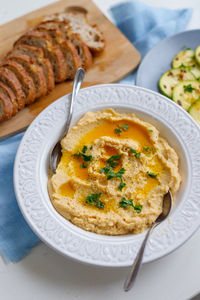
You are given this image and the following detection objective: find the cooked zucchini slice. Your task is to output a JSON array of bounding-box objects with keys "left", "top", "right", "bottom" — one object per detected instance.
[
  {"left": 188, "top": 99, "right": 200, "bottom": 125},
  {"left": 172, "top": 80, "right": 200, "bottom": 110},
  {"left": 195, "top": 45, "right": 200, "bottom": 65},
  {"left": 189, "top": 65, "right": 200, "bottom": 79},
  {"left": 159, "top": 69, "right": 195, "bottom": 98},
  {"left": 172, "top": 49, "right": 200, "bottom": 79},
  {"left": 172, "top": 49, "right": 195, "bottom": 68}
]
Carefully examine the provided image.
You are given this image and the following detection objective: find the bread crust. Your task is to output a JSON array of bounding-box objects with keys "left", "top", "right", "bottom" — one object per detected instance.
[
  {"left": 40, "top": 20, "right": 92, "bottom": 69},
  {"left": 0, "top": 11, "right": 105, "bottom": 122},
  {"left": 0, "top": 90, "right": 13, "bottom": 121},
  {"left": 0, "top": 67, "right": 26, "bottom": 110},
  {"left": 37, "top": 23, "right": 64, "bottom": 43},
  {"left": 2, "top": 59, "right": 36, "bottom": 104},
  {"left": 15, "top": 30, "right": 67, "bottom": 82},
  {"left": 37, "top": 25, "right": 82, "bottom": 78},
  {"left": 11, "top": 44, "right": 55, "bottom": 92},
  {"left": 36, "top": 24, "right": 84, "bottom": 76},
  {"left": 44, "top": 12, "right": 105, "bottom": 53},
  {"left": 0, "top": 81, "right": 18, "bottom": 116},
  {"left": 61, "top": 39, "right": 82, "bottom": 79},
  {"left": 7, "top": 53, "right": 47, "bottom": 98},
  {"left": 68, "top": 31, "right": 92, "bottom": 69}
]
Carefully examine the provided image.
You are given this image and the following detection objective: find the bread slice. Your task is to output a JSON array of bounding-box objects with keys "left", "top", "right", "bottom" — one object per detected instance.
[
  {"left": 2, "top": 59, "right": 36, "bottom": 104},
  {"left": 45, "top": 12, "right": 105, "bottom": 53},
  {"left": 9, "top": 44, "right": 55, "bottom": 92},
  {"left": 36, "top": 23, "right": 82, "bottom": 78},
  {"left": 14, "top": 30, "right": 67, "bottom": 82},
  {"left": 0, "top": 81, "right": 18, "bottom": 116},
  {"left": 7, "top": 53, "right": 47, "bottom": 98},
  {"left": 39, "top": 20, "right": 92, "bottom": 69},
  {"left": 67, "top": 31, "right": 92, "bottom": 69},
  {"left": 36, "top": 23, "right": 64, "bottom": 44},
  {"left": 0, "top": 90, "right": 13, "bottom": 121},
  {"left": 60, "top": 39, "right": 82, "bottom": 79},
  {"left": 0, "top": 67, "right": 26, "bottom": 110}
]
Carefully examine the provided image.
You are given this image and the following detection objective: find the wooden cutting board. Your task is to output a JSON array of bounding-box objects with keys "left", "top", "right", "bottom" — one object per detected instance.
[{"left": 0, "top": 0, "right": 141, "bottom": 140}]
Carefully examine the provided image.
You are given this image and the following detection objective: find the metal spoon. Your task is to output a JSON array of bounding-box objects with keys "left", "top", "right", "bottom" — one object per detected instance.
[
  {"left": 124, "top": 190, "right": 172, "bottom": 292},
  {"left": 50, "top": 68, "right": 85, "bottom": 173}
]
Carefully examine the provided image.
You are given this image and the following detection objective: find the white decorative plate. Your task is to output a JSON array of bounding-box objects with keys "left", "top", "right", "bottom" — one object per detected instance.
[{"left": 14, "top": 84, "right": 200, "bottom": 267}]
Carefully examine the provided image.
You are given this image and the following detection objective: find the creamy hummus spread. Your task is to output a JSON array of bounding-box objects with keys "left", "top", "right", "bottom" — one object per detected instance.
[{"left": 48, "top": 109, "right": 181, "bottom": 235}]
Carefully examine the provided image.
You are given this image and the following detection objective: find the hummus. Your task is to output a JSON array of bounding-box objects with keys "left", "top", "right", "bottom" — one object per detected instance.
[{"left": 48, "top": 109, "right": 181, "bottom": 235}]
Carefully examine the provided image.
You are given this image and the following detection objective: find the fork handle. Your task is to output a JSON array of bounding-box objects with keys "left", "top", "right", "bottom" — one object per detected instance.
[{"left": 123, "top": 225, "right": 154, "bottom": 292}]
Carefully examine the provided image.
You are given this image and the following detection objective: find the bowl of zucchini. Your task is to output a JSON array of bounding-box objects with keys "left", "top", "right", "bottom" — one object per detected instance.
[{"left": 136, "top": 29, "right": 200, "bottom": 126}]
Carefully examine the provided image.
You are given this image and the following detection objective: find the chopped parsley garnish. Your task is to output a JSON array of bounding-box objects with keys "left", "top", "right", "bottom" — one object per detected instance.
[
  {"left": 73, "top": 145, "right": 92, "bottom": 161},
  {"left": 103, "top": 167, "right": 126, "bottom": 191},
  {"left": 119, "top": 197, "right": 133, "bottom": 208},
  {"left": 146, "top": 171, "right": 157, "bottom": 178},
  {"left": 143, "top": 146, "right": 150, "bottom": 152},
  {"left": 119, "top": 197, "right": 142, "bottom": 213},
  {"left": 90, "top": 145, "right": 93, "bottom": 150},
  {"left": 81, "top": 163, "right": 88, "bottom": 168},
  {"left": 100, "top": 155, "right": 126, "bottom": 190},
  {"left": 106, "top": 171, "right": 116, "bottom": 180},
  {"left": 81, "top": 153, "right": 92, "bottom": 161},
  {"left": 148, "top": 129, "right": 153, "bottom": 133},
  {"left": 115, "top": 128, "right": 122, "bottom": 135},
  {"left": 114, "top": 124, "right": 129, "bottom": 135},
  {"left": 118, "top": 181, "right": 126, "bottom": 191},
  {"left": 134, "top": 204, "right": 143, "bottom": 213},
  {"left": 121, "top": 124, "right": 129, "bottom": 130},
  {"left": 106, "top": 154, "right": 122, "bottom": 168},
  {"left": 73, "top": 145, "right": 92, "bottom": 167},
  {"left": 86, "top": 193, "right": 104, "bottom": 209},
  {"left": 184, "top": 84, "right": 195, "bottom": 92},
  {"left": 115, "top": 168, "right": 126, "bottom": 178},
  {"left": 107, "top": 167, "right": 126, "bottom": 186},
  {"left": 82, "top": 145, "right": 87, "bottom": 153},
  {"left": 179, "top": 63, "right": 187, "bottom": 68},
  {"left": 130, "top": 148, "right": 141, "bottom": 158},
  {"left": 100, "top": 166, "right": 111, "bottom": 174}
]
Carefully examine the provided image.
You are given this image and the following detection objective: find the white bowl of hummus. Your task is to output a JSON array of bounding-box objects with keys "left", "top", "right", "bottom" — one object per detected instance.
[{"left": 14, "top": 84, "right": 200, "bottom": 267}]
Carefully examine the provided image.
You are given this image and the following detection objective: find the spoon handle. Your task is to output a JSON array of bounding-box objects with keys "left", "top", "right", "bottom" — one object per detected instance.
[
  {"left": 63, "top": 68, "right": 85, "bottom": 137},
  {"left": 123, "top": 225, "right": 154, "bottom": 292}
]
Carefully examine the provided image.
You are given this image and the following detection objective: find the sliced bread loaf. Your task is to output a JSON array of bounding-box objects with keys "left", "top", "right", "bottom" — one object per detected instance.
[
  {"left": 9, "top": 44, "right": 55, "bottom": 92},
  {"left": 0, "top": 10, "right": 105, "bottom": 122},
  {"left": 7, "top": 53, "right": 47, "bottom": 98},
  {"left": 39, "top": 20, "right": 92, "bottom": 69},
  {"left": 36, "top": 23, "right": 82, "bottom": 77},
  {"left": 0, "top": 81, "right": 18, "bottom": 116},
  {"left": 2, "top": 59, "right": 36, "bottom": 104},
  {"left": 0, "top": 67, "right": 26, "bottom": 110},
  {"left": 45, "top": 12, "right": 105, "bottom": 53},
  {"left": 14, "top": 30, "right": 67, "bottom": 82}
]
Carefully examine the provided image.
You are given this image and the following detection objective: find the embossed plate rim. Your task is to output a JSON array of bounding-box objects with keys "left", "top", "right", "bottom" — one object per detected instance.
[{"left": 14, "top": 84, "right": 200, "bottom": 267}]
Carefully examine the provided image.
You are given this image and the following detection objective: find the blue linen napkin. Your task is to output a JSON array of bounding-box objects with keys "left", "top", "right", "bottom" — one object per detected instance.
[
  {"left": 0, "top": 133, "right": 40, "bottom": 262},
  {"left": 0, "top": 1, "right": 192, "bottom": 263},
  {"left": 110, "top": 0, "right": 193, "bottom": 84}
]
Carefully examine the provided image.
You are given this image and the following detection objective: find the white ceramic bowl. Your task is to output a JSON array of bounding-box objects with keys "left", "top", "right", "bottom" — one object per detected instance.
[{"left": 14, "top": 84, "right": 200, "bottom": 267}]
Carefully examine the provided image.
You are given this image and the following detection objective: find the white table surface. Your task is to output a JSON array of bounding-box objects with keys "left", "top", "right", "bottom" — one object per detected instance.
[{"left": 0, "top": 0, "right": 200, "bottom": 299}]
